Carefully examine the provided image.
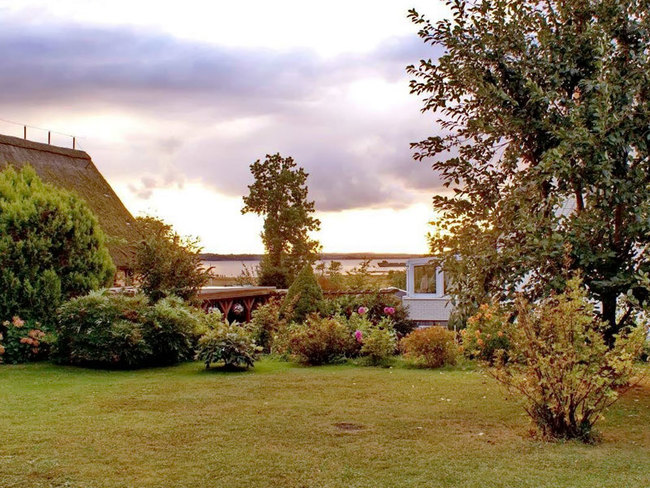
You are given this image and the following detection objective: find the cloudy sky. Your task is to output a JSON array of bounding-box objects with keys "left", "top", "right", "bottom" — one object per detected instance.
[{"left": 0, "top": 0, "right": 449, "bottom": 254}]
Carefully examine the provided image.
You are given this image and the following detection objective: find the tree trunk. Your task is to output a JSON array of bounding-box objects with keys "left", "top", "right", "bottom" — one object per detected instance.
[{"left": 601, "top": 293, "right": 618, "bottom": 346}]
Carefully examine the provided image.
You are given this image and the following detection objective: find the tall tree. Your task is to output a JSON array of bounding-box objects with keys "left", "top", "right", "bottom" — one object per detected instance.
[
  {"left": 408, "top": 0, "right": 650, "bottom": 339},
  {"left": 242, "top": 153, "right": 321, "bottom": 288}
]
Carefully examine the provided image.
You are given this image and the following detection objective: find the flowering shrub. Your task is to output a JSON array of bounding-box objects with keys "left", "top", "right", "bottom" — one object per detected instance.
[
  {"left": 54, "top": 291, "right": 204, "bottom": 368},
  {"left": 359, "top": 318, "right": 397, "bottom": 366},
  {"left": 461, "top": 303, "right": 510, "bottom": 364},
  {"left": 196, "top": 313, "right": 259, "bottom": 369},
  {"left": 324, "top": 293, "right": 415, "bottom": 336},
  {"left": 288, "top": 315, "right": 357, "bottom": 365},
  {"left": 400, "top": 327, "right": 458, "bottom": 368},
  {"left": 0, "top": 316, "right": 51, "bottom": 364},
  {"left": 489, "top": 278, "right": 646, "bottom": 442}
]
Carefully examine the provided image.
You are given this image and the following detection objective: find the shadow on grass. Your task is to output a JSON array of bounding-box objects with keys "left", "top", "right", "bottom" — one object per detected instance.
[{"left": 198, "top": 363, "right": 255, "bottom": 375}]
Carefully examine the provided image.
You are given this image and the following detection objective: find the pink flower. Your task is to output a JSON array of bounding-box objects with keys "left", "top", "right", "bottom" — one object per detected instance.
[
  {"left": 358, "top": 306, "right": 368, "bottom": 315},
  {"left": 383, "top": 306, "right": 395, "bottom": 316},
  {"left": 12, "top": 316, "right": 25, "bottom": 328},
  {"left": 354, "top": 330, "right": 363, "bottom": 343}
]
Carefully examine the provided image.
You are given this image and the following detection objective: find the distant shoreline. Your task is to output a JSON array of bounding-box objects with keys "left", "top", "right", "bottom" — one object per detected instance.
[{"left": 200, "top": 253, "right": 427, "bottom": 262}]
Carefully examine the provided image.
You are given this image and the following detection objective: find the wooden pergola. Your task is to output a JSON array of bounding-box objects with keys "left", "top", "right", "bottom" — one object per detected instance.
[{"left": 197, "top": 286, "right": 278, "bottom": 322}]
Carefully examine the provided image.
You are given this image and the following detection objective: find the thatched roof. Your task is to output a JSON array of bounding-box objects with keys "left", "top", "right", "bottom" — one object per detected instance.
[{"left": 0, "top": 134, "right": 140, "bottom": 269}]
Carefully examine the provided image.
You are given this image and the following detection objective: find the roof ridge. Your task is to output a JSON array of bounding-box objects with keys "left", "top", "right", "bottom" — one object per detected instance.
[{"left": 0, "top": 133, "right": 90, "bottom": 160}]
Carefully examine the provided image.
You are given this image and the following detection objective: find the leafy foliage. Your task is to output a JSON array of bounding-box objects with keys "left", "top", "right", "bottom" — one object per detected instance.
[
  {"left": 288, "top": 315, "right": 357, "bottom": 365},
  {"left": 0, "top": 166, "right": 115, "bottom": 324},
  {"left": 314, "top": 260, "right": 346, "bottom": 291},
  {"left": 247, "top": 299, "right": 285, "bottom": 353},
  {"left": 342, "top": 259, "right": 377, "bottom": 291},
  {"left": 461, "top": 303, "right": 511, "bottom": 364},
  {"left": 280, "top": 264, "right": 324, "bottom": 323},
  {"left": 400, "top": 327, "right": 458, "bottom": 369},
  {"left": 135, "top": 216, "right": 209, "bottom": 303},
  {"left": 408, "top": 0, "right": 650, "bottom": 339},
  {"left": 196, "top": 313, "right": 259, "bottom": 369},
  {"left": 142, "top": 296, "right": 206, "bottom": 364},
  {"left": 242, "top": 154, "right": 321, "bottom": 287},
  {"left": 386, "top": 270, "right": 407, "bottom": 290},
  {"left": 486, "top": 277, "right": 646, "bottom": 442},
  {"left": 357, "top": 317, "right": 397, "bottom": 366},
  {"left": 54, "top": 291, "right": 203, "bottom": 368}
]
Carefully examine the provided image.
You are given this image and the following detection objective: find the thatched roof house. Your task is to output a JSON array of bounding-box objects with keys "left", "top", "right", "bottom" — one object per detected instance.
[{"left": 0, "top": 134, "right": 140, "bottom": 270}]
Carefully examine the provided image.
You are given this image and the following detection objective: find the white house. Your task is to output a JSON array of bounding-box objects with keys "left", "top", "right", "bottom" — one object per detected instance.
[{"left": 402, "top": 257, "right": 452, "bottom": 327}]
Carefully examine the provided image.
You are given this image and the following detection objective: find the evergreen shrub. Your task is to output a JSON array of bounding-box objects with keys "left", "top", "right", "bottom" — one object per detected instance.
[
  {"left": 0, "top": 166, "right": 115, "bottom": 325},
  {"left": 280, "top": 264, "right": 323, "bottom": 323}
]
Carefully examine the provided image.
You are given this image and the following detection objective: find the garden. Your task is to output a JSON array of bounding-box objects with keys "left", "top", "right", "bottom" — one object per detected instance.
[{"left": 2, "top": 254, "right": 649, "bottom": 487}]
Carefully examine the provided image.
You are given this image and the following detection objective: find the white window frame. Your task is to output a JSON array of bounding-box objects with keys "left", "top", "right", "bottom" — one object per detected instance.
[{"left": 406, "top": 258, "right": 445, "bottom": 298}]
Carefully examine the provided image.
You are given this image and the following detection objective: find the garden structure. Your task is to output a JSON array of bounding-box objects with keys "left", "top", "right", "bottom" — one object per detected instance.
[
  {"left": 197, "top": 286, "right": 403, "bottom": 323},
  {"left": 198, "top": 285, "right": 278, "bottom": 321}
]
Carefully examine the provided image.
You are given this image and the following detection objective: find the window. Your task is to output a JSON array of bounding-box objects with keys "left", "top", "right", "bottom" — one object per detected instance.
[{"left": 413, "top": 264, "right": 437, "bottom": 294}]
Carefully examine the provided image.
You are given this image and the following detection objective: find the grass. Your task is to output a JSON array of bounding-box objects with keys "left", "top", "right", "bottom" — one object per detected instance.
[{"left": 1, "top": 360, "right": 648, "bottom": 488}]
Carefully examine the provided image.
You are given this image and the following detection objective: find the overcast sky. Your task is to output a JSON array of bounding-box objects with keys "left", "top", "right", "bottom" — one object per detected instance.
[{"left": 0, "top": 0, "right": 450, "bottom": 254}]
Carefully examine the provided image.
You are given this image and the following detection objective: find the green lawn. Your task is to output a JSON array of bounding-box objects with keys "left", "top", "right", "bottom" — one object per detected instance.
[{"left": 1, "top": 360, "right": 648, "bottom": 488}]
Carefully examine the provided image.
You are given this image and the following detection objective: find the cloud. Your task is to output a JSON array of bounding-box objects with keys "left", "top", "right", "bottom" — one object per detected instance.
[{"left": 0, "top": 15, "right": 445, "bottom": 211}]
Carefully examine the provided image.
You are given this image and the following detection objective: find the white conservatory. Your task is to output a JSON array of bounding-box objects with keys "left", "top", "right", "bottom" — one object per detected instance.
[{"left": 402, "top": 258, "right": 452, "bottom": 327}]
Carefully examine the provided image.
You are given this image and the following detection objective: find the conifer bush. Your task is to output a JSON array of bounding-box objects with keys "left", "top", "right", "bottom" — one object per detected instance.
[
  {"left": 280, "top": 264, "right": 323, "bottom": 323},
  {"left": 0, "top": 166, "right": 115, "bottom": 325}
]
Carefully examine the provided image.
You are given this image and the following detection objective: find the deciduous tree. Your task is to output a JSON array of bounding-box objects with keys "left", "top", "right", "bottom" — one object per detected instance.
[
  {"left": 242, "top": 153, "right": 321, "bottom": 288},
  {"left": 135, "top": 216, "right": 209, "bottom": 302},
  {"left": 408, "top": 0, "right": 650, "bottom": 339}
]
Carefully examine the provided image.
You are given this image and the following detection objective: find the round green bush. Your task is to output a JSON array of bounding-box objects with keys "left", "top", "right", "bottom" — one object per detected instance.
[
  {"left": 288, "top": 315, "right": 356, "bottom": 365},
  {"left": 400, "top": 327, "right": 458, "bottom": 368},
  {"left": 54, "top": 291, "right": 203, "bottom": 368}
]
